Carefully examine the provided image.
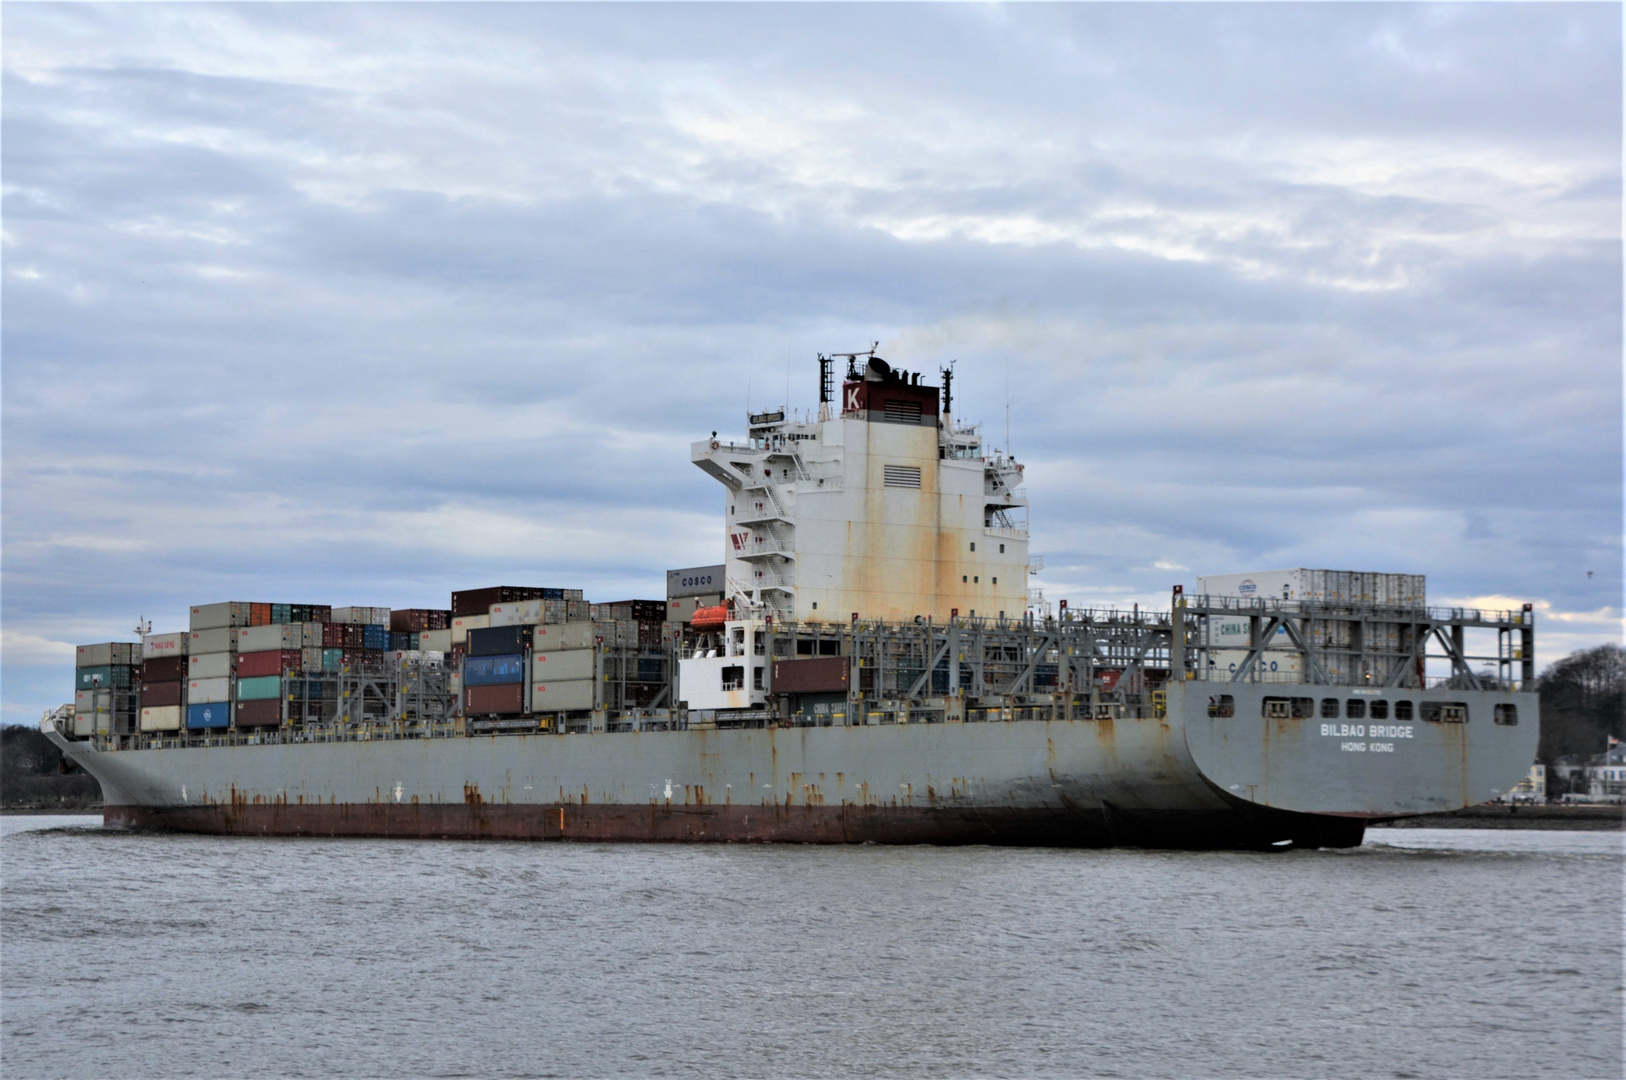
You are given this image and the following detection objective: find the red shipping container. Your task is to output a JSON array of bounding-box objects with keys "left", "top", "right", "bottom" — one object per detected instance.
[
  {"left": 322, "top": 623, "right": 344, "bottom": 648},
  {"left": 143, "top": 656, "right": 186, "bottom": 683},
  {"left": 343, "top": 624, "right": 363, "bottom": 649},
  {"left": 236, "top": 649, "right": 302, "bottom": 678},
  {"left": 465, "top": 683, "right": 524, "bottom": 715},
  {"left": 235, "top": 699, "right": 281, "bottom": 727},
  {"left": 140, "top": 680, "right": 183, "bottom": 708},
  {"left": 770, "top": 657, "right": 849, "bottom": 693}
]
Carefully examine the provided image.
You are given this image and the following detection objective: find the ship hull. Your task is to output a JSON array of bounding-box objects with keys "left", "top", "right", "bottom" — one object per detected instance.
[{"left": 52, "top": 683, "right": 1536, "bottom": 850}]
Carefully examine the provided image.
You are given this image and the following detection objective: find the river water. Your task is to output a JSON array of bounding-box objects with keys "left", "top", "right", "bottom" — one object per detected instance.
[{"left": 2, "top": 817, "right": 1620, "bottom": 1079}]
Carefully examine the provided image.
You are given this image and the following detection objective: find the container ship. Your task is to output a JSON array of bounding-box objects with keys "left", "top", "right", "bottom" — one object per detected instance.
[{"left": 43, "top": 352, "right": 1540, "bottom": 848}]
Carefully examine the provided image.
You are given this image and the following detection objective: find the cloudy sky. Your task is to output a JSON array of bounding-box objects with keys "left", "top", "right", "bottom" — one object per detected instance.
[{"left": 3, "top": 2, "right": 1620, "bottom": 721}]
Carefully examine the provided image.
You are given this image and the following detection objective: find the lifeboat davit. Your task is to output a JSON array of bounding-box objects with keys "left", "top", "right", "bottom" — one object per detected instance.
[{"left": 690, "top": 605, "right": 728, "bottom": 630}]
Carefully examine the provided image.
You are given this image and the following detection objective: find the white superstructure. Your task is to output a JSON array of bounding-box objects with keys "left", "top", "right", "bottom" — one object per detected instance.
[{"left": 691, "top": 355, "right": 1029, "bottom": 623}]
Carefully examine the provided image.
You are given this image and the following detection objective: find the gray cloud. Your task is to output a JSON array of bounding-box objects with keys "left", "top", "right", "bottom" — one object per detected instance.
[{"left": 3, "top": 2, "right": 1619, "bottom": 718}]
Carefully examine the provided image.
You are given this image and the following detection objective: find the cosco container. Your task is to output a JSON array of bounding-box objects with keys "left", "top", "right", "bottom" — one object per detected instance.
[
  {"left": 187, "top": 677, "right": 231, "bottom": 704},
  {"left": 187, "top": 652, "right": 232, "bottom": 680},
  {"left": 450, "top": 614, "right": 489, "bottom": 645},
  {"left": 237, "top": 624, "right": 301, "bottom": 652},
  {"left": 531, "top": 679, "right": 595, "bottom": 712},
  {"left": 464, "top": 683, "right": 524, "bottom": 715},
  {"left": 186, "top": 702, "right": 230, "bottom": 729},
  {"left": 529, "top": 621, "right": 594, "bottom": 651},
  {"left": 139, "top": 681, "right": 183, "bottom": 708},
  {"left": 188, "top": 627, "right": 239, "bottom": 654},
  {"left": 464, "top": 654, "right": 526, "bottom": 686},
  {"left": 235, "top": 675, "right": 282, "bottom": 701},
  {"left": 139, "top": 705, "right": 182, "bottom": 732},
  {"left": 667, "top": 565, "right": 725, "bottom": 600},
  {"left": 189, "top": 602, "right": 254, "bottom": 630},
  {"left": 529, "top": 649, "right": 593, "bottom": 681},
  {"left": 141, "top": 632, "right": 189, "bottom": 660},
  {"left": 76, "top": 642, "right": 138, "bottom": 667},
  {"left": 235, "top": 699, "right": 282, "bottom": 727}
]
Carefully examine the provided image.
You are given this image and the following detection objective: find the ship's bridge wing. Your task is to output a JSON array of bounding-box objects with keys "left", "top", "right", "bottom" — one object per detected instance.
[{"left": 691, "top": 439, "right": 755, "bottom": 489}]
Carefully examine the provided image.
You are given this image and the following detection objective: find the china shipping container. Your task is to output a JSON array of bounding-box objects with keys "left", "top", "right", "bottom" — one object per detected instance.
[
  {"left": 141, "top": 632, "right": 189, "bottom": 660},
  {"left": 464, "top": 683, "right": 524, "bottom": 715}
]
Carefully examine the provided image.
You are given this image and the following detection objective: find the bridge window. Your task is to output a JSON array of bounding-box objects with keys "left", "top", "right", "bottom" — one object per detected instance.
[
  {"left": 1493, "top": 704, "right": 1518, "bottom": 726},
  {"left": 1395, "top": 700, "right": 1413, "bottom": 721},
  {"left": 1422, "top": 702, "right": 1468, "bottom": 723},
  {"left": 1321, "top": 698, "right": 1339, "bottom": 719},
  {"left": 1346, "top": 699, "right": 1366, "bottom": 720},
  {"left": 1370, "top": 700, "right": 1388, "bottom": 720}
]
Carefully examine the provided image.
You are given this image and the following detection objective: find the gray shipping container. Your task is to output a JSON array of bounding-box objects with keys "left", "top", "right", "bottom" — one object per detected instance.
[
  {"left": 531, "top": 679, "right": 596, "bottom": 712},
  {"left": 530, "top": 649, "right": 594, "bottom": 681},
  {"left": 188, "top": 652, "right": 232, "bottom": 680},
  {"left": 301, "top": 622, "right": 324, "bottom": 648},
  {"left": 668, "top": 565, "right": 725, "bottom": 600},
  {"left": 188, "top": 627, "right": 239, "bottom": 654},
  {"left": 76, "top": 642, "right": 138, "bottom": 667},
  {"left": 237, "top": 624, "right": 301, "bottom": 652},
  {"left": 190, "top": 602, "right": 253, "bottom": 630},
  {"left": 531, "top": 622, "right": 595, "bottom": 651}
]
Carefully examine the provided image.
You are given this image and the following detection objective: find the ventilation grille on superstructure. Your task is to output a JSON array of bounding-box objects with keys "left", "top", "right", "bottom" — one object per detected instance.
[
  {"left": 882, "top": 399, "right": 923, "bottom": 424},
  {"left": 883, "top": 465, "right": 922, "bottom": 489}
]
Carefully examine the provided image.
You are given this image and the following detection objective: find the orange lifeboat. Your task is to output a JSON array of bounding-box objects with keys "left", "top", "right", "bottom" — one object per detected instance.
[{"left": 690, "top": 604, "right": 729, "bottom": 630}]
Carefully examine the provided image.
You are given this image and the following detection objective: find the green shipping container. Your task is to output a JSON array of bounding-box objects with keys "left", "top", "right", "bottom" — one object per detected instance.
[
  {"left": 75, "top": 665, "right": 133, "bottom": 690},
  {"left": 235, "top": 675, "right": 283, "bottom": 701},
  {"left": 322, "top": 648, "right": 343, "bottom": 672}
]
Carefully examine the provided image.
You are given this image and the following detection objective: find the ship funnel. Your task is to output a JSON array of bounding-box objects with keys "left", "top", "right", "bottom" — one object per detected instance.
[{"left": 864, "top": 357, "right": 891, "bottom": 382}]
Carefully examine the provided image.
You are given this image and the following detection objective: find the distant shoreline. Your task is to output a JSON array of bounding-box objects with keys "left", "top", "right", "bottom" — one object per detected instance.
[{"left": 4, "top": 804, "right": 1621, "bottom": 830}]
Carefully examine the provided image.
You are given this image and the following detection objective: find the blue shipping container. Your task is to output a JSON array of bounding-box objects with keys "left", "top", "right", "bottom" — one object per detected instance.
[
  {"left": 362, "top": 625, "right": 389, "bottom": 650},
  {"left": 464, "top": 654, "right": 525, "bottom": 686},
  {"left": 187, "top": 702, "right": 231, "bottom": 729}
]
